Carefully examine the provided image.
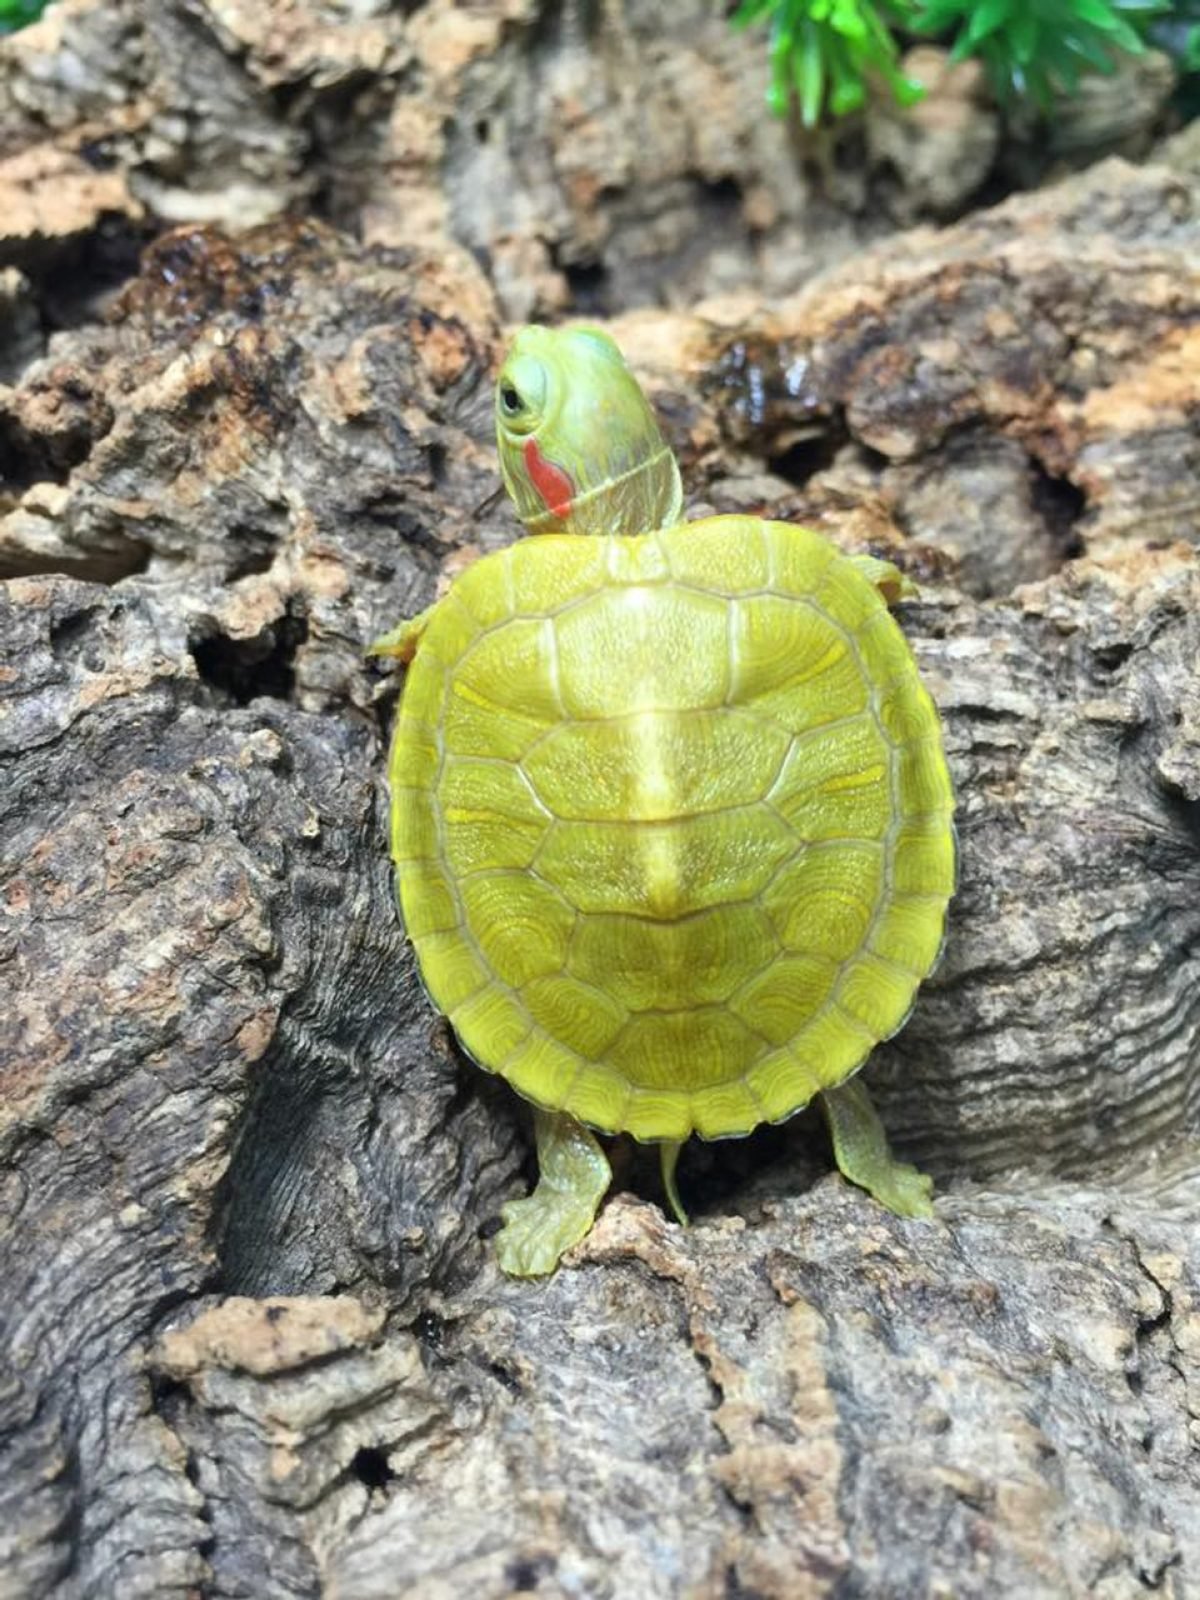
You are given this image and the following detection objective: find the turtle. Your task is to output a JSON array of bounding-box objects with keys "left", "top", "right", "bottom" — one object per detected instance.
[{"left": 370, "top": 324, "right": 955, "bottom": 1277}]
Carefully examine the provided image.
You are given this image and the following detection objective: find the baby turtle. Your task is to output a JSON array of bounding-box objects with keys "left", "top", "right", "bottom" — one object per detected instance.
[{"left": 372, "top": 325, "right": 955, "bottom": 1276}]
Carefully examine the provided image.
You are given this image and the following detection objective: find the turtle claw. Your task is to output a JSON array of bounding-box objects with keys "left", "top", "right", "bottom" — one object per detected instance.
[
  {"left": 495, "top": 1191, "right": 599, "bottom": 1277},
  {"left": 858, "top": 1159, "right": 934, "bottom": 1220},
  {"left": 494, "top": 1110, "right": 612, "bottom": 1278}
]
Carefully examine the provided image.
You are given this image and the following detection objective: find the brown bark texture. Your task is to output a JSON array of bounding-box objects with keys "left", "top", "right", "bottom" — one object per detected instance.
[{"left": 1, "top": 4, "right": 1199, "bottom": 1598}]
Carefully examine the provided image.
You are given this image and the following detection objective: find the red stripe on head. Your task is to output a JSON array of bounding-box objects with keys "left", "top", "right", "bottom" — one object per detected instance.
[{"left": 523, "top": 437, "right": 575, "bottom": 520}]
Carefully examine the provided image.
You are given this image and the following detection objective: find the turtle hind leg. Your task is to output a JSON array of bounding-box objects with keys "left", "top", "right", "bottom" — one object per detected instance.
[
  {"left": 820, "top": 1078, "right": 934, "bottom": 1219},
  {"left": 495, "top": 1109, "right": 612, "bottom": 1277}
]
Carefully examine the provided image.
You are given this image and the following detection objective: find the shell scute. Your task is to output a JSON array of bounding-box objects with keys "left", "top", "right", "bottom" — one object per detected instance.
[
  {"left": 536, "top": 808, "right": 794, "bottom": 919},
  {"left": 395, "top": 657, "right": 446, "bottom": 731},
  {"left": 605, "top": 534, "right": 671, "bottom": 585},
  {"left": 877, "top": 675, "right": 937, "bottom": 745},
  {"left": 763, "top": 520, "right": 838, "bottom": 594},
  {"left": 769, "top": 716, "right": 893, "bottom": 842},
  {"left": 554, "top": 585, "right": 728, "bottom": 718},
  {"left": 893, "top": 816, "right": 957, "bottom": 897},
  {"left": 746, "top": 1048, "right": 825, "bottom": 1125},
  {"left": 399, "top": 861, "right": 460, "bottom": 938},
  {"left": 502, "top": 1032, "right": 583, "bottom": 1112},
  {"left": 522, "top": 708, "right": 790, "bottom": 823},
  {"left": 417, "top": 928, "right": 489, "bottom": 1013},
  {"left": 731, "top": 595, "right": 867, "bottom": 726},
  {"left": 857, "top": 607, "right": 925, "bottom": 684},
  {"left": 390, "top": 785, "right": 438, "bottom": 862},
  {"left": 837, "top": 952, "right": 920, "bottom": 1040},
  {"left": 460, "top": 872, "right": 575, "bottom": 987},
  {"left": 521, "top": 972, "right": 628, "bottom": 1059},
  {"left": 508, "top": 532, "right": 608, "bottom": 613},
  {"left": 451, "top": 983, "right": 531, "bottom": 1062},
  {"left": 812, "top": 558, "right": 890, "bottom": 632},
  {"left": 443, "top": 817, "right": 544, "bottom": 875},
  {"left": 759, "top": 1005, "right": 873, "bottom": 1110},
  {"left": 623, "top": 1090, "right": 692, "bottom": 1142},
  {"left": 810, "top": 1007, "right": 878, "bottom": 1082},
  {"left": 417, "top": 591, "right": 483, "bottom": 667},
  {"left": 762, "top": 843, "right": 883, "bottom": 961},
  {"left": 606, "top": 1008, "right": 764, "bottom": 1092},
  {"left": 453, "top": 618, "right": 563, "bottom": 723},
  {"left": 663, "top": 516, "right": 770, "bottom": 593},
  {"left": 450, "top": 547, "right": 517, "bottom": 631},
  {"left": 442, "top": 688, "right": 553, "bottom": 762},
  {"left": 898, "top": 735, "right": 957, "bottom": 816},
  {"left": 438, "top": 759, "right": 549, "bottom": 873},
  {"left": 729, "top": 952, "right": 839, "bottom": 1047},
  {"left": 689, "top": 1081, "right": 762, "bottom": 1140},
  {"left": 560, "top": 1062, "right": 633, "bottom": 1131},
  {"left": 390, "top": 718, "right": 440, "bottom": 789},
  {"left": 868, "top": 894, "right": 947, "bottom": 975},
  {"left": 569, "top": 902, "right": 776, "bottom": 1011}
]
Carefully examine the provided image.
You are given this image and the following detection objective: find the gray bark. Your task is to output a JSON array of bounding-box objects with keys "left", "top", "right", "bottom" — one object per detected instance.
[{"left": 1, "top": 5, "right": 1198, "bottom": 1598}]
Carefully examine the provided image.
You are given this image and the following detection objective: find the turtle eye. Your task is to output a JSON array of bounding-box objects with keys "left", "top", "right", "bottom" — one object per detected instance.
[{"left": 496, "top": 353, "right": 548, "bottom": 435}]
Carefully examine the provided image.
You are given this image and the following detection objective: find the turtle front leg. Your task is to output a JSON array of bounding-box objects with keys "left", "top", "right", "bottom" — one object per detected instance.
[
  {"left": 849, "top": 553, "right": 919, "bottom": 607},
  {"left": 367, "top": 603, "right": 437, "bottom": 664},
  {"left": 495, "top": 1109, "right": 613, "bottom": 1277},
  {"left": 820, "top": 1078, "right": 934, "bottom": 1219}
]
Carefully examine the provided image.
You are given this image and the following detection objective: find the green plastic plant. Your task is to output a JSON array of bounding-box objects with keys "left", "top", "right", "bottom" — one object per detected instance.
[
  {"left": 0, "top": 0, "right": 49, "bottom": 34},
  {"left": 734, "top": 0, "right": 1173, "bottom": 121},
  {"left": 913, "top": 0, "right": 1170, "bottom": 104},
  {"left": 1151, "top": 2, "right": 1200, "bottom": 114},
  {"left": 731, "top": 0, "right": 925, "bottom": 124},
  {"left": 1149, "top": 2, "right": 1200, "bottom": 71}
]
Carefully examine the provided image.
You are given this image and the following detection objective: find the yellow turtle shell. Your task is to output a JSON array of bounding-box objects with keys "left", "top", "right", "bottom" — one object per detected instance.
[{"left": 389, "top": 515, "right": 954, "bottom": 1144}]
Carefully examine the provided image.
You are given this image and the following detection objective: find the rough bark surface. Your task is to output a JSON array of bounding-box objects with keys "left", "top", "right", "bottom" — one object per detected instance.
[{"left": 1, "top": 5, "right": 1199, "bottom": 1599}]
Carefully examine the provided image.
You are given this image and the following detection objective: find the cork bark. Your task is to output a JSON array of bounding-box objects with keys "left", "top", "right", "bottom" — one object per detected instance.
[{"left": 1, "top": 5, "right": 1199, "bottom": 1598}]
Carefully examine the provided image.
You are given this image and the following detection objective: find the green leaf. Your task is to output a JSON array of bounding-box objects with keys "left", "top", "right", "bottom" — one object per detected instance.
[
  {"left": 911, "top": 1, "right": 966, "bottom": 26},
  {"left": 730, "top": 0, "right": 775, "bottom": 27},
  {"left": 0, "top": 0, "right": 49, "bottom": 24},
  {"left": 1102, "top": 16, "right": 1147, "bottom": 50},
  {"left": 895, "top": 73, "right": 929, "bottom": 104},
  {"left": 965, "top": 0, "right": 1013, "bottom": 46},
  {"left": 1009, "top": 12, "right": 1039, "bottom": 61},
  {"left": 1069, "top": 0, "right": 1123, "bottom": 25},
  {"left": 795, "top": 25, "right": 828, "bottom": 127},
  {"left": 731, "top": 0, "right": 1168, "bottom": 125},
  {"left": 830, "top": 74, "right": 867, "bottom": 111},
  {"left": 831, "top": 0, "right": 869, "bottom": 40},
  {"left": 1061, "top": 28, "right": 1116, "bottom": 70}
]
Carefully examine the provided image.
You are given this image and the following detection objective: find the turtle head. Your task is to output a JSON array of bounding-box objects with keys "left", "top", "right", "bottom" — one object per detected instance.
[{"left": 495, "top": 325, "right": 683, "bottom": 538}]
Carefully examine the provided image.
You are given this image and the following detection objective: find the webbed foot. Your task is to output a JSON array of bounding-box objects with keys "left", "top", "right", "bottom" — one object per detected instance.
[
  {"left": 820, "top": 1078, "right": 934, "bottom": 1219},
  {"left": 495, "top": 1110, "right": 612, "bottom": 1277}
]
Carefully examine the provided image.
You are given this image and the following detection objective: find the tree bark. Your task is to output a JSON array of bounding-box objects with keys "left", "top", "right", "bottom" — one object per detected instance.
[{"left": 1, "top": 5, "right": 1198, "bottom": 1598}]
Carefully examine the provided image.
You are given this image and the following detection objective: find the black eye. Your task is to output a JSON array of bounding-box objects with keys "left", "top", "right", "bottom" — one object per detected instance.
[{"left": 501, "top": 384, "right": 523, "bottom": 415}]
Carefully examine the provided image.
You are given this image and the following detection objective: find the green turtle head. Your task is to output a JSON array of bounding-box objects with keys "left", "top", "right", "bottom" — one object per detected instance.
[{"left": 495, "top": 325, "right": 683, "bottom": 539}]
